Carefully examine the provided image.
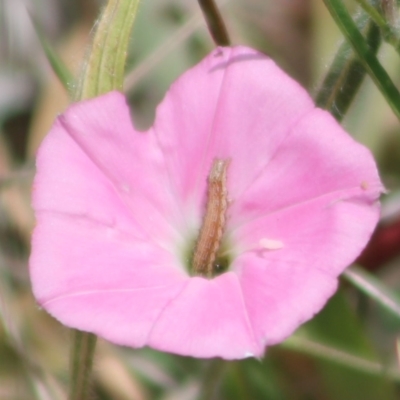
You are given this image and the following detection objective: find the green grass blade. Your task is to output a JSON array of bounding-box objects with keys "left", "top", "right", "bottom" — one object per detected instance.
[
  {"left": 323, "top": 0, "right": 400, "bottom": 121},
  {"left": 355, "top": 0, "right": 400, "bottom": 55},
  {"left": 282, "top": 292, "right": 399, "bottom": 399},
  {"left": 29, "top": 13, "right": 74, "bottom": 94},
  {"left": 343, "top": 265, "right": 400, "bottom": 319},
  {"left": 316, "top": 11, "right": 381, "bottom": 121},
  {"left": 282, "top": 335, "right": 400, "bottom": 382}
]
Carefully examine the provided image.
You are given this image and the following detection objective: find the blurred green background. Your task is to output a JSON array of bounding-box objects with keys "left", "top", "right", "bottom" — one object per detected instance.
[{"left": 1, "top": 0, "right": 400, "bottom": 399}]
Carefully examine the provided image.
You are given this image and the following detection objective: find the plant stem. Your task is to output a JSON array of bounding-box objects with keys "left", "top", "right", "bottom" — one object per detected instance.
[
  {"left": 76, "top": 0, "right": 141, "bottom": 100},
  {"left": 198, "top": 358, "right": 227, "bottom": 400},
  {"left": 316, "top": 9, "right": 381, "bottom": 120},
  {"left": 356, "top": 0, "right": 387, "bottom": 28},
  {"left": 198, "top": 0, "right": 231, "bottom": 46},
  {"left": 69, "top": 332, "right": 97, "bottom": 400},
  {"left": 343, "top": 265, "right": 400, "bottom": 319},
  {"left": 355, "top": 0, "right": 400, "bottom": 53},
  {"left": 281, "top": 334, "right": 400, "bottom": 382},
  {"left": 323, "top": 0, "right": 400, "bottom": 121}
]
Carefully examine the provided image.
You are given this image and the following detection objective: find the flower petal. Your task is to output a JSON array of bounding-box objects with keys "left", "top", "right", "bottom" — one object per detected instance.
[
  {"left": 34, "top": 91, "right": 186, "bottom": 249},
  {"left": 148, "top": 272, "right": 261, "bottom": 359},
  {"left": 31, "top": 93, "right": 192, "bottom": 345},
  {"left": 154, "top": 46, "right": 314, "bottom": 227},
  {"left": 30, "top": 45, "right": 383, "bottom": 359},
  {"left": 224, "top": 99, "right": 383, "bottom": 348},
  {"left": 236, "top": 252, "right": 338, "bottom": 347},
  {"left": 31, "top": 212, "right": 187, "bottom": 346},
  {"left": 233, "top": 184, "right": 380, "bottom": 345},
  {"left": 229, "top": 108, "right": 383, "bottom": 228},
  {"left": 44, "top": 285, "right": 186, "bottom": 348}
]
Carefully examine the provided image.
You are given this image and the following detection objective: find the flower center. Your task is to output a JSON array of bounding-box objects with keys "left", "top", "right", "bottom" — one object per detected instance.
[{"left": 191, "top": 159, "right": 230, "bottom": 278}]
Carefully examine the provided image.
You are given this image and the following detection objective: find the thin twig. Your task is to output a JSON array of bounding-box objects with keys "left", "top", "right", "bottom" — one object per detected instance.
[{"left": 198, "top": 0, "right": 230, "bottom": 46}]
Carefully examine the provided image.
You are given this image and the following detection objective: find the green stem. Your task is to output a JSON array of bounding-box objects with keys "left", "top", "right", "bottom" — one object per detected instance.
[
  {"left": 356, "top": 0, "right": 387, "bottom": 27},
  {"left": 343, "top": 265, "right": 400, "bottom": 319},
  {"left": 75, "top": 0, "right": 141, "bottom": 100},
  {"left": 69, "top": 332, "right": 97, "bottom": 400},
  {"left": 281, "top": 334, "right": 400, "bottom": 382},
  {"left": 323, "top": 0, "right": 400, "bottom": 121},
  {"left": 316, "top": 10, "right": 381, "bottom": 120},
  {"left": 355, "top": 0, "right": 400, "bottom": 53},
  {"left": 198, "top": 0, "right": 231, "bottom": 46}
]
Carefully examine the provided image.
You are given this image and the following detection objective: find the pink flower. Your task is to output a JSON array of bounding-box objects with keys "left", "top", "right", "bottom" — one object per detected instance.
[{"left": 30, "top": 46, "right": 383, "bottom": 359}]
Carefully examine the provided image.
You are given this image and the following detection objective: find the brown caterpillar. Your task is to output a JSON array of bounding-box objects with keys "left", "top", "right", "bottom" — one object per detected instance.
[{"left": 192, "top": 159, "right": 230, "bottom": 278}]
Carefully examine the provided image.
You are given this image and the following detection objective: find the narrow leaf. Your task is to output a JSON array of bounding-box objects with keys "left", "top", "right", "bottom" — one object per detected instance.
[
  {"left": 30, "top": 13, "right": 74, "bottom": 93},
  {"left": 343, "top": 265, "right": 400, "bottom": 319},
  {"left": 355, "top": 0, "right": 400, "bottom": 54},
  {"left": 282, "top": 334, "right": 400, "bottom": 382},
  {"left": 282, "top": 292, "right": 398, "bottom": 399},
  {"left": 323, "top": 0, "right": 400, "bottom": 121},
  {"left": 316, "top": 11, "right": 381, "bottom": 121}
]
